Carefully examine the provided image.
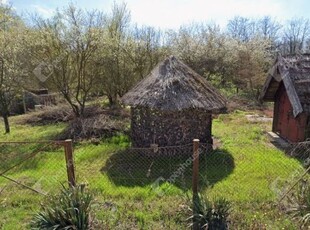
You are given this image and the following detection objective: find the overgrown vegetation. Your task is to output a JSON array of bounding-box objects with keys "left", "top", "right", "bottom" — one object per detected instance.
[
  {"left": 31, "top": 184, "right": 96, "bottom": 230},
  {"left": 1, "top": 1, "right": 310, "bottom": 133},
  {"left": 15, "top": 104, "right": 130, "bottom": 140},
  {"left": 283, "top": 176, "right": 310, "bottom": 228},
  {"left": 0, "top": 4, "right": 27, "bottom": 133},
  {"left": 0, "top": 109, "right": 304, "bottom": 229},
  {"left": 191, "top": 193, "right": 230, "bottom": 230},
  {"left": 1, "top": 1, "right": 309, "bottom": 228}
]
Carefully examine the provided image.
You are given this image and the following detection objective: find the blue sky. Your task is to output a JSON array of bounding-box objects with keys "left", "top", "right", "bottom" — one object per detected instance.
[{"left": 2, "top": 0, "right": 310, "bottom": 29}]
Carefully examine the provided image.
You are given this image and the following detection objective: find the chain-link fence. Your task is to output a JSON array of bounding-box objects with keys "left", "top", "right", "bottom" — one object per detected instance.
[
  {"left": 73, "top": 140, "right": 308, "bottom": 201},
  {"left": 75, "top": 142, "right": 203, "bottom": 194},
  {"left": 201, "top": 143, "right": 306, "bottom": 202},
  {"left": 0, "top": 141, "right": 70, "bottom": 228},
  {"left": 71, "top": 140, "right": 310, "bottom": 228},
  {"left": 1, "top": 139, "right": 309, "bottom": 228},
  {"left": 274, "top": 141, "right": 310, "bottom": 228},
  {"left": 0, "top": 141, "right": 69, "bottom": 194}
]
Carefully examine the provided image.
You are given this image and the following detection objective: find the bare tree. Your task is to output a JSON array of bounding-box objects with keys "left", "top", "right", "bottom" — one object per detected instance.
[
  {"left": 130, "top": 26, "right": 163, "bottom": 78},
  {"left": 227, "top": 16, "right": 256, "bottom": 42},
  {"left": 29, "top": 5, "right": 106, "bottom": 117},
  {"left": 282, "top": 18, "right": 310, "bottom": 54},
  {"left": 0, "top": 4, "right": 25, "bottom": 133},
  {"left": 96, "top": 2, "right": 131, "bottom": 106},
  {"left": 257, "top": 16, "right": 282, "bottom": 41}
]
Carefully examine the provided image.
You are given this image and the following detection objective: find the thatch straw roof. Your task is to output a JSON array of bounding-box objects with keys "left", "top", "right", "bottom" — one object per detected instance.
[
  {"left": 260, "top": 53, "right": 310, "bottom": 117},
  {"left": 121, "top": 56, "right": 226, "bottom": 112}
]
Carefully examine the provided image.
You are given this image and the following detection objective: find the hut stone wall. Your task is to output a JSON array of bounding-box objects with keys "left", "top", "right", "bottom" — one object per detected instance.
[{"left": 131, "top": 106, "right": 212, "bottom": 147}]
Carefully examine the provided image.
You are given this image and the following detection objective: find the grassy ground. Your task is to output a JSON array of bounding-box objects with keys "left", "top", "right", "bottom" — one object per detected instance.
[{"left": 0, "top": 110, "right": 303, "bottom": 229}]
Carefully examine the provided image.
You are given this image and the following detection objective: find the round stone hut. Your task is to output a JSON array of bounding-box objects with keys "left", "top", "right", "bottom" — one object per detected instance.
[{"left": 121, "top": 56, "right": 226, "bottom": 148}]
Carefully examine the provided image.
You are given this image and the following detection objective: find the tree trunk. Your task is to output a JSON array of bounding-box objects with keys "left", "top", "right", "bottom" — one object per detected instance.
[
  {"left": 80, "top": 105, "right": 85, "bottom": 118},
  {"left": 71, "top": 104, "right": 81, "bottom": 118},
  {"left": 108, "top": 94, "right": 119, "bottom": 108},
  {"left": 3, "top": 113, "right": 10, "bottom": 134}
]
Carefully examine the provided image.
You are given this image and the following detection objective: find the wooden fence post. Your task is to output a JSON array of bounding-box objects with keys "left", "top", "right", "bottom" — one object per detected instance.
[
  {"left": 192, "top": 139, "right": 200, "bottom": 194},
  {"left": 64, "top": 139, "right": 76, "bottom": 187},
  {"left": 192, "top": 139, "right": 200, "bottom": 230}
]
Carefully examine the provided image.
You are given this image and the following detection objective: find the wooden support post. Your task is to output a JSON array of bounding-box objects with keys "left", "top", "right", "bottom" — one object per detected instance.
[
  {"left": 192, "top": 139, "right": 200, "bottom": 194},
  {"left": 192, "top": 139, "right": 200, "bottom": 230},
  {"left": 64, "top": 139, "right": 76, "bottom": 187},
  {"left": 22, "top": 90, "right": 27, "bottom": 114}
]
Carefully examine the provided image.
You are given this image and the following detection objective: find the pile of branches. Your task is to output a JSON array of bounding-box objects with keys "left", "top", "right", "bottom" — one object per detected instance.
[
  {"left": 57, "top": 114, "right": 129, "bottom": 140},
  {"left": 17, "top": 104, "right": 130, "bottom": 140},
  {"left": 16, "top": 105, "right": 73, "bottom": 125}
]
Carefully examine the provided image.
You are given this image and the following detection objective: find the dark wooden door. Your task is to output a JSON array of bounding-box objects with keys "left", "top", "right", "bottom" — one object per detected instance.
[{"left": 276, "top": 89, "right": 306, "bottom": 142}]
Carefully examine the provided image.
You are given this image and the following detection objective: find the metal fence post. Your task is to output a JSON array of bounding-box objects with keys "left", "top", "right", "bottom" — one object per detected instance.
[
  {"left": 64, "top": 139, "right": 76, "bottom": 187},
  {"left": 192, "top": 139, "right": 200, "bottom": 230}
]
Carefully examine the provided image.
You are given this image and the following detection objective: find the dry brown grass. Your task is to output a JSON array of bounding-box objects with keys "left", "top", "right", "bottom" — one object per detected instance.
[
  {"left": 15, "top": 104, "right": 130, "bottom": 140},
  {"left": 57, "top": 113, "right": 129, "bottom": 140},
  {"left": 15, "top": 105, "right": 73, "bottom": 125}
]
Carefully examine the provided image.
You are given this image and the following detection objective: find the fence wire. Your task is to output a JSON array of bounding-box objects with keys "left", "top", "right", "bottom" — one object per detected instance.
[
  {"left": 1, "top": 139, "right": 309, "bottom": 228},
  {"left": 74, "top": 141, "right": 309, "bottom": 201},
  {"left": 0, "top": 142, "right": 67, "bottom": 204},
  {"left": 3, "top": 139, "right": 303, "bottom": 202},
  {"left": 75, "top": 143, "right": 201, "bottom": 192}
]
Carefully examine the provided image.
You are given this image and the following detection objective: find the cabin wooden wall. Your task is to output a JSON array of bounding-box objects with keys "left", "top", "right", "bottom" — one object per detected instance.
[{"left": 273, "top": 84, "right": 307, "bottom": 142}]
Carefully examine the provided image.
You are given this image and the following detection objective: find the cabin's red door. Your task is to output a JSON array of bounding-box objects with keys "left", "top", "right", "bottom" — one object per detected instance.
[
  {"left": 276, "top": 90, "right": 306, "bottom": 142},
  {"left": 277, "top": 89, "right": 289, "bottom": 139}
]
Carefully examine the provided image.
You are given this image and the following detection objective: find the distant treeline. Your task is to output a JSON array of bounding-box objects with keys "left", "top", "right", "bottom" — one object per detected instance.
[{"left": 0, "top": 2, "right": 309, "bottom": 131}]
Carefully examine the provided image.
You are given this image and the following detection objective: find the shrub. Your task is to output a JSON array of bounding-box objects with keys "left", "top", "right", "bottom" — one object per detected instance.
[
  {"left": 31, "top": 185, "right": 95, "bottom": 229},
  {"left": 190, "top": 193, "right": 230, "bottom": 230}
]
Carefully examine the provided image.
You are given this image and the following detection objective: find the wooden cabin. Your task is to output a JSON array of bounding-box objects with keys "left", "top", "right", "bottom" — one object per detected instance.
[
  {"left": 260, "top": 54, "right": 310, "bottom": 142},
  {"left": 10, "top": 89, "right": 58, "bottom": 114},
  {"left": 121, "top": 56, "right": 227, "bottom": 148}
]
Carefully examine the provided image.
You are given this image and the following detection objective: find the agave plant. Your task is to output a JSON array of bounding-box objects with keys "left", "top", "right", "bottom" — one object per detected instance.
[
  {"left": 31, "top": 184, "right": 94, "bottom": 230},
  {"left": 190, "top": 193, "right": 230, "bottom": 230},
  {"left": 286, "top": 178, "right": 310, "bottom": 228}
]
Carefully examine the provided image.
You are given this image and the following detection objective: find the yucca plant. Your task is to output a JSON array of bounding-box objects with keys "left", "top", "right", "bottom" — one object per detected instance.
[
  {"left": 286, "top": 178, "right": 310, "bottom": 228},
  {"left": 31, "top": 184, "right": 94, "bottom": 230},
  {"left": 189, "top": 193, "right": 230, "bottom": 230}
]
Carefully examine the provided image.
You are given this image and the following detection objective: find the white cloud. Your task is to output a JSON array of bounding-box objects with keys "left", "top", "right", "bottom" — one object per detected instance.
[
  {"left": 32, "top": 4, "right": 54, "bottom": 18},
  {"left": 126, "top": 0, "right": 287, "bottom": 29},
  {"left": 10, "top": 0, "right": 307, "bottom": 30},
  {"left": 0, "top": 0, "right": 8, "bottom": 4}
]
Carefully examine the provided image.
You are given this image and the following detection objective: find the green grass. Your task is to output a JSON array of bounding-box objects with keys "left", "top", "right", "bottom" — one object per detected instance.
[
  {"left": 209, "top": 111, "right": 302, "bottom": 228},
  {"left": 0, "top": 110, "right": 304, "bottom": 229}
]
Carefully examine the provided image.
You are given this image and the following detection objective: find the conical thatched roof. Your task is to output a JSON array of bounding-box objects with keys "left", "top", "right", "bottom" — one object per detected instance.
[{"left": 121, "top": 56, "right": 226, "bottom": 112}]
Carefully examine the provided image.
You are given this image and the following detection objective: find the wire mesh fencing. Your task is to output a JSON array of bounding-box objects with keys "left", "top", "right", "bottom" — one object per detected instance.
[
  {"left": 74, "top": 142, "right": 205, "bottom": 195},
  {"left": 286, "top": 140, "right": 310, "bottom": 167},
  {"left": 0, "top": 141, "right": 69, "bottom": 211},
  {"left": 73, "top": 140, "right": 309, "bottom": 202},
  {"left": 1, "top": 138, "right": 309, "bottom": 228},
  {"left": 3, "top": 139, "right": 305, "bottom": 203},
  {"left": 200, "top": 142, "right": 308, "bottom": 202}
]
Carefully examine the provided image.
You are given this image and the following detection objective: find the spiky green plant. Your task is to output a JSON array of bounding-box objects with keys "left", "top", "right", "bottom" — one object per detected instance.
[
  {"left": 190, "top": 193, "right": 230, "bottom": 230},
  {"left": 31, "top": 184, "right": 94, "bottom": 230},
  {"left": 286, "top": 178, "right": 310, "bottom": 228}
]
